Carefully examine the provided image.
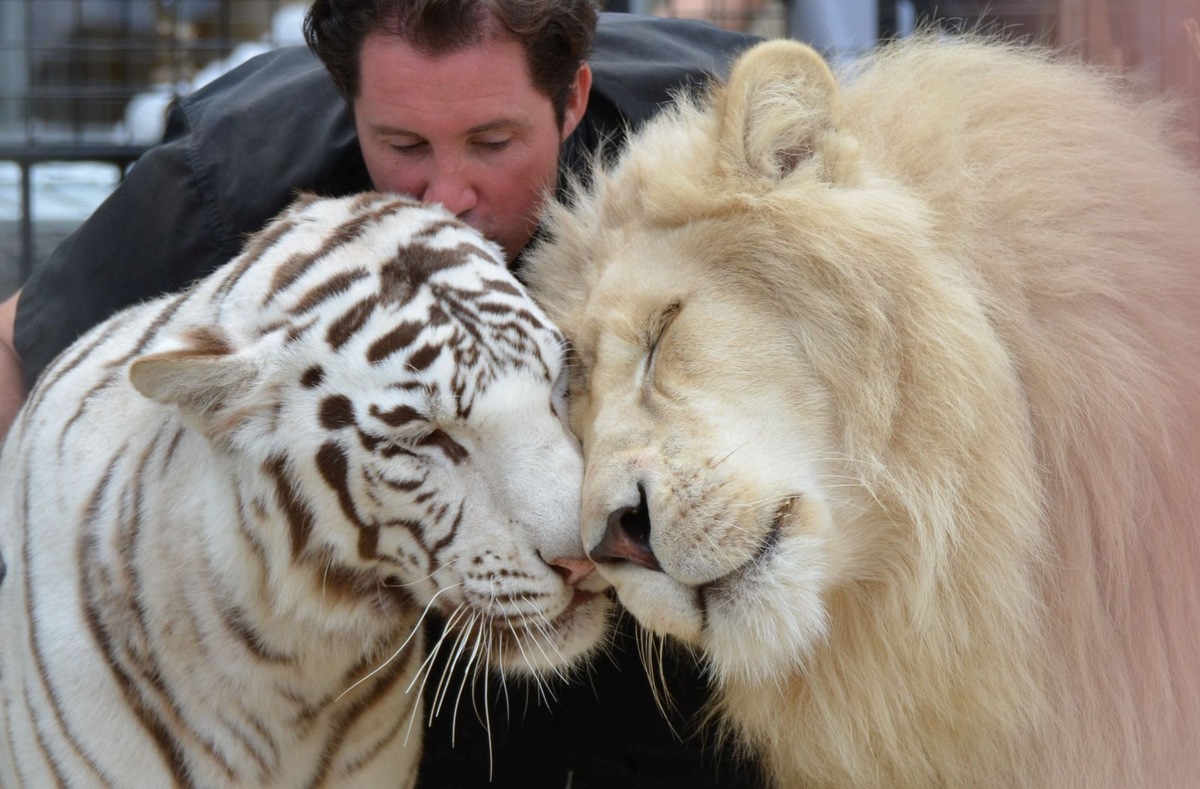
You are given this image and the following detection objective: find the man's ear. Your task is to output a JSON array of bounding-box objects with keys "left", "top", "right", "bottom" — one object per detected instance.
[{"left": 561, "top": 63, "right": 592, "bottom": 140}]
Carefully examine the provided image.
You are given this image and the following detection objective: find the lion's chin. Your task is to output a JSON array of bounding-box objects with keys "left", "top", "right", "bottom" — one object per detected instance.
[
  {"left": 702, "top": 534, "right": 831, "bottom": 684},
  {"left": 600, "top": 564, "right": 706, "bottom": 644},
  {"left": 602, "top": 529, "right": 832, "bottom": 685}
]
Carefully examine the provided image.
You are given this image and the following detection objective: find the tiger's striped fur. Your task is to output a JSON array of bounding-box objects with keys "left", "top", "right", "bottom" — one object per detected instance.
[{"left": 0, "top": 193, "right": 610, "bottom": 787}]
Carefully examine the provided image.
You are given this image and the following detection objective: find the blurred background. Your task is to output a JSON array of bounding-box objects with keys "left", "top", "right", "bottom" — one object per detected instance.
[{"left": 1, "top": 0, "right": 1198, "bottom": 302}]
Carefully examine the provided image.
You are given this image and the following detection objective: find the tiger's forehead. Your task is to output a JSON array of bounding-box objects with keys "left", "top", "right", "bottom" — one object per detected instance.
[
  {"left": 267, "top": 194, "right": 510, "bottom": 310},
  {"left": 207, "top": 194, "right": 534, "bottom": 340},
  {"left": 198, "top": 193, "right": 564, "bottom": 420}
]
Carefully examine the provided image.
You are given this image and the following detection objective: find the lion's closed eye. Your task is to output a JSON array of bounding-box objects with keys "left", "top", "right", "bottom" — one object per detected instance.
[{"left": 642, "top": 301, "right": 681, "bottom": 397}]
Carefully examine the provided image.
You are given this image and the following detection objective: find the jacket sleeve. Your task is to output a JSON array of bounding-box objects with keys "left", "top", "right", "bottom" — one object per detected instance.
[
  {"left": 13, "top": 46, "right": 367, "bottom": 389},
  {"left": 13, "top": 107, "right": 222, "bottom": 389}
]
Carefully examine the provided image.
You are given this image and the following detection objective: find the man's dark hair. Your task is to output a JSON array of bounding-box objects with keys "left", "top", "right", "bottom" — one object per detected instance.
[{"left": 304, "top": 0, "right": 598, "bottom": 127}]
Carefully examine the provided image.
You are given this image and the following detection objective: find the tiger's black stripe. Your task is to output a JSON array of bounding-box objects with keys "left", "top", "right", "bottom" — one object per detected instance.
[
  {"left": 315, "top": 441, "right": 377, "bottom": 560},
  {"left": 22, "top": 680, "right": 70, "bottom": 785},
  {"left": 319, "top": 394, "right": 356, "bottom": 431},
  {"left": 58, "top": 371, "right": 122, "bottom": 455},
  {"left": 412, "top": 219, "right": 462, "bottom": 240},
  {"left": 431, "top": 501, "right": 466, "bottom": 561},
  {"left": 213, "top": 216, "right": 299, "bottom": 301},
  {"left": 308, "top": 640, "right": 420, "bottom": 788},
  {"left": 212, "top": 705, "right": 276, "bottom": 781},
  {"left": 81, "top": 556, "right": 196, "bottom": 788},
  {"left": 326, "top": 297, "right": 379, "bottom": 350},
  {"left": 22, "top": 458, "right": 115, "bottom": 785},
  {"left": 290, "top": 268, "right": 371, "bottom": 317},
  {"left": 264, "top": 197, "right": 417, "bottom": 306},
  {"left": 417, "top": 430, "right": 469, "bottom": 464},
  {"left": 232, "top": 485, "right": 275, "bottom": 613},
  {"left": 110, "top": 290, "right": 191, "bottom": 371},
  {"left": 300, "top": 365, "right": 325, "bottom": 389},
  {"left": 402, "top": 342, "right": 443, "bottom": 372},
  {"left": 366, "top": 321, "right": 425, "bottom": 365},
  {"left": 217, "top": 601, "right": 297, "bottom": 664},
  {"left": 161, "top": 425, "right": 187, "bottom": 469},
  {"left": 264, "top": 455, "right": 315, "bottom": 559},
  {"left": 23, "top": 306, "right": 137, "bottom": 421},
  {"left": 369, "top": 404, "right": 424, "bottom": 427},
  {"left": 123, "top": 428, "right": 242, "bottom": 783},
  {"left": 57, "top": 290, "right": 192, "bottom": 451},
  {"left": 21, "top": 464, "right": 105, "bottom": 787},
  {"left": 335, "top": 650, "right": 424, "bottom": 781},
  {"left": 378, "top": 241, "right": 476, "bottom": 308}
]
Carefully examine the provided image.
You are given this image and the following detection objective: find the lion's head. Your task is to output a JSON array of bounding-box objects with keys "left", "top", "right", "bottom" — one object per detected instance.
[
  {"left": 525, "top": 37, "right": 1200, "bottom": 788},
  {"left": 529, "top": 37, "right": 1046, "bottom": 684}
]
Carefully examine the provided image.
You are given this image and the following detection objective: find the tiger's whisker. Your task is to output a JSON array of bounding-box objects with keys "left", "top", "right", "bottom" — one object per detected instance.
[
  {"left": 432, "top": 611, "right": 477, "bottom": 720},
  {"left": 338, "top": 584, "right": 461, "bottom": 703},
  {"left": 483, "top": 628, "right": 496, "bottom": 780},
  {"left": 448, "top": 614, "right": 487, "bottom": 745}
]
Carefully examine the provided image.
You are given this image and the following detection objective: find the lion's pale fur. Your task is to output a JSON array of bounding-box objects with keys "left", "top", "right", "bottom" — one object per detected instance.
[{"left": 526, "top": 37, "right": 1200, "bottom": 788}]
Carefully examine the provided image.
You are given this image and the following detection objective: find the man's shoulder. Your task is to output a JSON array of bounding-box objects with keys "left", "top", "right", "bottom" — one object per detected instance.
[
  {"left": 593, "top": 12, "right": 761, "bottom": 67},
  {"left": 176, "top": 46, "right": 337, "bottom": 127},
  {"left": 161, "top": 45, "right": 367, "bottom": 250},
  {"left": 588, "top": 13, "right": 761, "bottom": 128}
]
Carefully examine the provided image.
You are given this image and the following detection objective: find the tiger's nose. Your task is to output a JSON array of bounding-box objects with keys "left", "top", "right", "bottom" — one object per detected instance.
[
  {"left": 546, "top": 556, "right": 595, "bottom": 586},
  {"left": 590, "top": 483, "right": 662, "bottom": 572}
]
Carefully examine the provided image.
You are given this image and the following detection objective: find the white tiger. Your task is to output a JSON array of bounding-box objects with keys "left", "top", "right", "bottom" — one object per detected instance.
[{"left": 0, "top": 192, "right": 610, "bottom": 788}]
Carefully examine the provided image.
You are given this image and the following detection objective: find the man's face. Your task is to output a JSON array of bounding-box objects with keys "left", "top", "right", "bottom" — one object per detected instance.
[{"left": 354, "top": 31, "right": 590, "bottom": 263}]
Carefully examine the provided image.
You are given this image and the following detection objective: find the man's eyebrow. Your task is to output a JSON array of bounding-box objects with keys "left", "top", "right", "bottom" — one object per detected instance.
[{"left": 369, "top": 118, "right": 529, "bottom": 136}]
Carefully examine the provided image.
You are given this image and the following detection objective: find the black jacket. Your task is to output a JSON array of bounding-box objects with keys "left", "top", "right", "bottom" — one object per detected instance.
[{"left": 15, "top": 12, "right": 765, "bottom": 789}]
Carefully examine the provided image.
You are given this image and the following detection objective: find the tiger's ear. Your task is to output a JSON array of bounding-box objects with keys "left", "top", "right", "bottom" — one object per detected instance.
[
  {"left": 716, "top": 39, "right": 859, "bottom": 185},
  {"left": 129, "top": 327, "right": 258, "bottom": 416}
]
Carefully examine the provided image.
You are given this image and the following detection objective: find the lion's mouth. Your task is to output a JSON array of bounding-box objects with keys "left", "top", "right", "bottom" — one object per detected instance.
[
  {"left": 756, "top": 495, "right": 796, "bottom": 562},
  {"left": 700, "top": 495, "right": 795, "bottom": 599}
]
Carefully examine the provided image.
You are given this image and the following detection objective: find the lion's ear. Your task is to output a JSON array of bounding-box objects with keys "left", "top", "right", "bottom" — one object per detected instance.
[{"left": 716, "top": 40, "right": 859, "bottom": 184}]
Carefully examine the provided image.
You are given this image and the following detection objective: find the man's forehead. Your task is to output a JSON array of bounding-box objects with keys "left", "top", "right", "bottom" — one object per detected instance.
[
  {"left": 358, "top": 30, "right": 533, "bottom": 92},
  {"left": 366, "top": 116, "right": 532, "bottom": 138},
  {"left": 356, "top": 32, "right": 545, "bottom": 134}
]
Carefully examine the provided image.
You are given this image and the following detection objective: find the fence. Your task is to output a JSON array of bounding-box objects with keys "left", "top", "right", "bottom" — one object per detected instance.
[
  {"left": 0, "top": 0, "right": 305, "bottom": 300},
  {"left": 2, "top": 0, "right": 1198, "bottom": 301}
]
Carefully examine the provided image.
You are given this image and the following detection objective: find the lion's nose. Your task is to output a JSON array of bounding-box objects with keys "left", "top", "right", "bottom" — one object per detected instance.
[{"left": 590, "top": 483, "right": 662, "bottom": 572}]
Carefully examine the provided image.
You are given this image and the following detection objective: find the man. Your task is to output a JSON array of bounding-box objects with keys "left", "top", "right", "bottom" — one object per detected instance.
[{"left": 0, "top": 2, "right": 762, "bottom": 786}]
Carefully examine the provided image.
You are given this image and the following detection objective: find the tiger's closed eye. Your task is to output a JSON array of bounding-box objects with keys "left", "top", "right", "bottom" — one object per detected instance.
[
  {"left": 363, "top": 402, "right": 434, "bottom": 457},
  {"left": 416, "top": 428, "right": 469, "bottom": 464}
]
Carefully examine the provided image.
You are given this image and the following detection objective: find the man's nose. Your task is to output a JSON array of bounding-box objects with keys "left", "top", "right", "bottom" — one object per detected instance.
[{"left": 422, "top": 160, "right": 478, "bottom": 216}]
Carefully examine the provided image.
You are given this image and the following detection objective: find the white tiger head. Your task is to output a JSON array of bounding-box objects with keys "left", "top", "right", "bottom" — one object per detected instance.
[{"left": 128, "top": 193, "right": 610, "bottom": 678}]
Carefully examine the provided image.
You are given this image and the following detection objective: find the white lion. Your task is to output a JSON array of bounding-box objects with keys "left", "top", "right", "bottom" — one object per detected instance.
[{"left": 525, "top": 37, "right": 1200, "bottom": 789}]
